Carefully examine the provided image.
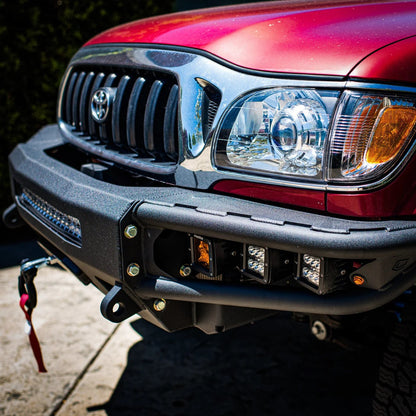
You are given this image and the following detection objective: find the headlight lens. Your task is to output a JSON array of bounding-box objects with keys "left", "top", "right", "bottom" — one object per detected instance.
[
  {"left": 214, "top": 88, "right": 416, "bottom": 185},
  {"left": 215, "top": 88, "right": 337, "bottom": 179}
]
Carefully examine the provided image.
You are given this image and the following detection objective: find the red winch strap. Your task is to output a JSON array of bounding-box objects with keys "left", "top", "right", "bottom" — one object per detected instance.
[{"left": 19, "top": 294, "right": 47, "bottom": 373}]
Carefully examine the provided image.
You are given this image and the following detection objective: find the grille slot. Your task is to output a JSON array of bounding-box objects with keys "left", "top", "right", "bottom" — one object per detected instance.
[{"left": 61, "top": 67, "right": 179, "bottom": 164}]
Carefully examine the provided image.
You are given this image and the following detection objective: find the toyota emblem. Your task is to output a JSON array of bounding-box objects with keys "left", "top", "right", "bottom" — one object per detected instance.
[{"left": 91, "top": 88, "right": 116, "bottom": 123}]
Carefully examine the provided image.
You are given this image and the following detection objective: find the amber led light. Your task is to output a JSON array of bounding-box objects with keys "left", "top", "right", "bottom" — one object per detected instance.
[
  {"left": 190, "top": 236, "right": 216, "bottom": 277},
  {"left": 366, "top": 106, "right": 416, "bottom": 164},
  {"left": 197, "top": 240, "right": 210, "bottom": 268},
  {"left": 352, "top": 275, "right": 366, "bottom": 286}
]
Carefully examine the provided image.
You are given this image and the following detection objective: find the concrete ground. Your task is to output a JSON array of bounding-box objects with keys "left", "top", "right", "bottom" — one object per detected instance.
[{"left": 1, "top": 242, "right": 381, "bottom": 416}]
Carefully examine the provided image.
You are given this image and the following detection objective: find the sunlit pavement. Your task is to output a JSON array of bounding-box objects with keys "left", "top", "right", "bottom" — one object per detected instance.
[
  {"left": 0, "top": 264, "right": 128, "bottom": 416},
  {"left": 1, "top": 259, "right": 379, "bottom": 416}
]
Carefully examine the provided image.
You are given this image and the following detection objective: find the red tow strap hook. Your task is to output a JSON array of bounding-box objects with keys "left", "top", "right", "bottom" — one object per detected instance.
[{"left": 18, "top": 256, "right": 58, "bottom": 373}]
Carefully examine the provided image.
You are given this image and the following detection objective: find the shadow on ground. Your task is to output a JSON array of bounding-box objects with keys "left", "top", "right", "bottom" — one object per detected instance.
[
  {"left": 0, "top": 239, "right": 45, "bottom": 269},
  {"left": 92, "top": 314, "right": 379, "bottom": 416}
]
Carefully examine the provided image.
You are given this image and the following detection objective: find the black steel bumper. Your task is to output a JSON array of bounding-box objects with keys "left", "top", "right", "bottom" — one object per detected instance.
[{"left": 7, "top": 125, "right": 416, "bottom": 317}]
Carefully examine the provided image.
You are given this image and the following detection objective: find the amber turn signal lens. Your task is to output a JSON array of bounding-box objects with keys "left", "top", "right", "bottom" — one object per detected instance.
[
  {"left": 197, "top": 240, "right": 210, "bottom": 268},
  {"left": 366, "top": 106, "right": 416, "bottom": 164},
  {"left": 352, "top": 275, "right": 366, "bottom": 286}
]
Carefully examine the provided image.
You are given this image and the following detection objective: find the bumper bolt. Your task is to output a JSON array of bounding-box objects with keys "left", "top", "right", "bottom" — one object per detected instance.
[
  {"left": 180, "top": 265, "right": 192, "bottom": 277},
  {"left": 311, "top": 320, "right": 328, "bottom": 341},
  {"left": 127, "top": 263, "right": 140, "bottom": 277},
  {"left": 153, "top": 299, "right": 166, "bottom": 312},
  {"left": 124, "top": 225, "right": 138, "bottom": 239}
]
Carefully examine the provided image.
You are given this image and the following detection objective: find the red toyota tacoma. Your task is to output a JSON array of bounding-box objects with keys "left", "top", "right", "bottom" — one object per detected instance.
[{"left": 4, "top": 0, "right": 416, "bottom": 414}]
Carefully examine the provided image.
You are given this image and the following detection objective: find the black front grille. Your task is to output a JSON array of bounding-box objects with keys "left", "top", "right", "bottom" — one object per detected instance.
[{"left": 61, "top": 66, "right": 179, "bottom": 163}]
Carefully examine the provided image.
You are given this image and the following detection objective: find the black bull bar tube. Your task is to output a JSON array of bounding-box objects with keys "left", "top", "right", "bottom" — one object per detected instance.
[{"left": 135, "top": 267, "right": 416, "bottom": 315}]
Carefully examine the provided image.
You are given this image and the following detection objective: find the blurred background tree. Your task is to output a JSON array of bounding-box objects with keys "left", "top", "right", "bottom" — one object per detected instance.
[
  {"left": 0, "top": 0, "right": 268, "bottom": 241},
  {"left": 0, "top": 0, "right": 174, "bottom": 216}
]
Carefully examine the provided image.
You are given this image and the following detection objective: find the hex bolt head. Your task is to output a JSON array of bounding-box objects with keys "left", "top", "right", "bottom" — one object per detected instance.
[
  {"left": 124, "top": 224, "right": 138, "bottom": 239},
  {"left": 127, "top": 263, "right": 140, "bottom": 277},
  {"left": 311, "top": 320, "right": 328, "bottom": 341},
  {"left": 153, "top": 298, "right": 167, "bottom": 312},
  {"left": 180, "top": 265, "right": 192, "bottom": 277}
]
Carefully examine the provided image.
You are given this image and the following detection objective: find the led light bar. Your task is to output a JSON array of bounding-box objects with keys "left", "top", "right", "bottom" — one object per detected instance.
[{"left": 19, "top": 188, "right": 82, "bottom": 244}]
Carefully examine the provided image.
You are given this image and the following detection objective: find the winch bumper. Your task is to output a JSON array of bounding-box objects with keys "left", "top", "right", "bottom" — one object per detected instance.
[{"left": 7, "top": 125, "right": 416, "bottom": 323}]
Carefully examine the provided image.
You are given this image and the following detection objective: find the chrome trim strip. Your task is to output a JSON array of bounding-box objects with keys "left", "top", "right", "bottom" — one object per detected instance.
[
  {"left": 79, "top": 71, "right": 95, "bottom": 131},
  {"left": 126, "top": 77, "right": 146, "bottom": 149},
  {"left": 345, "top": 81, "right": 416, "bottom": 94},
  {"left": 163, "top": 84, "right": 179, "bottom": 157},
  {"left": 112, "top": 75, "right": 131, "bottom": 145},
  {"left": 57, "top": 45, "right": 416, "bottom": 193},
  {"left": 144, "top": 80, "right": 164, "bottom": 154}
]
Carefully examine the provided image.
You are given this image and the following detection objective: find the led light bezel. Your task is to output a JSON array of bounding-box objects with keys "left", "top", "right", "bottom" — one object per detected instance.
[
  {"left": 190, "top": 235, "right": 218, "bottom": 279},
  {"left": 242, "top": 244, "right": 270, "bottom": 284},
  {"left": 300, "top": 254, "right": 322, "bottom": 289},
  {"left": 297, "top": 255, "right": 354, "bottom": 295}
]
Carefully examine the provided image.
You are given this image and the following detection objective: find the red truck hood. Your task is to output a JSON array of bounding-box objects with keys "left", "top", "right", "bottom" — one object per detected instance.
[{"left": 85, "top": 0, "right": 416, "bottom": 77}]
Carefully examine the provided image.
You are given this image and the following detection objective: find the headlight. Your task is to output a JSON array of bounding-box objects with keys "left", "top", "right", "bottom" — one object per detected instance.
[{"left": 214, "top": 88, "right": 416, "bottom": 185}]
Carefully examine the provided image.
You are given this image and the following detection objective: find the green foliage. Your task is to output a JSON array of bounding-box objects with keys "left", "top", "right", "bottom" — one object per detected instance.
[{"left": 0, "top": 0, "right": 173, "bottom": 213}]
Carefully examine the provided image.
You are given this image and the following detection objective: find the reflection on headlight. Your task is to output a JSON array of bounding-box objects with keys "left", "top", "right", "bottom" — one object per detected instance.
[
  {"left": 215, "top": 87, "right": 416, "bottom": 185},
  {"left": 218, "top": 88, "right": 336, "bottom": 179}
]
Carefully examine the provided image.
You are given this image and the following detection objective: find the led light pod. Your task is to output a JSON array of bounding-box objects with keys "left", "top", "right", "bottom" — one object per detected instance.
[
  {"left": 302, "top": 254, "right": 322, "bottom": 287},
  {"left": 247, "top": 245, "right": 266, "bottom": 277}
]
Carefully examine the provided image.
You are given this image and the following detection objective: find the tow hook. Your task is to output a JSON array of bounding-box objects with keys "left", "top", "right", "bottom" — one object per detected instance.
[
  {"left": 100, "top": 284, "right": 143, "bottom": 323},
  {"left": 18, "top": 256, "right": 58, "bottom": 373}
]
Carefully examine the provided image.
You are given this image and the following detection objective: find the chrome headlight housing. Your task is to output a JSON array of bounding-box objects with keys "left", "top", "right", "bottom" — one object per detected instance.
[{"left": 213, "top": 88, "right": 416, "bottom": 185}]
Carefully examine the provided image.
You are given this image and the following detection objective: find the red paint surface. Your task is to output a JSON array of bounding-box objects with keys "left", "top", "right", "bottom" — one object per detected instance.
[
  {"left": 85, "top": 0, "right": 416, "bottom": 218},
  {"left": 350, "top": 36, "right": 416, "bottom": 84},
  {"left": 326, "top": 156, "right": 416, "bottom": 218},
  {"left": 86, "top": 0, "right": 416, "bottom": 77},
  {"left": 213, "top": 153, "right": 416, "bottom": 218},
  {"left": 213, "top": 181, "right": 326, "bottom": 212}
]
